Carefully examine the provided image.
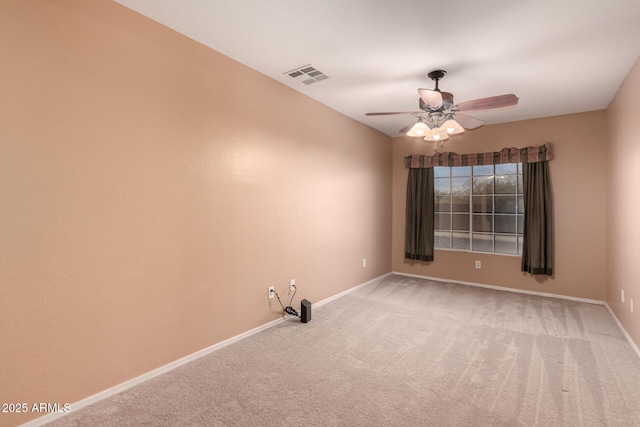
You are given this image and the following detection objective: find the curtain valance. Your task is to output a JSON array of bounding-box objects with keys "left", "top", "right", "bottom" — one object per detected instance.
[{"left": 405, "top": 143, "right": 553, "bottom": 168}]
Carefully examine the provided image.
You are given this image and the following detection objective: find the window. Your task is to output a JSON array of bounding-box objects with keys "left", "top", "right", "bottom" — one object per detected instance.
[{"left": 434, "top": 163, "right": 524, "bottom": 255}]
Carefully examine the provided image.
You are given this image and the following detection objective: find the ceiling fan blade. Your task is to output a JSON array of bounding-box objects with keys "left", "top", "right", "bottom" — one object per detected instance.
[
  {"left": 398, "top": 122, "right": 417, "bottom": 133},
  {"left": 455, "top": 94, "right": 518, "bottom": 112},
  {"left": 365, "top": 111, "right": 418, "bottom": 116},
  {"left": 418, "top": 88, "right": 443, "bottom": 109},
  {"left": 453, "top": 113, "right": 484, "bottom": 130}
]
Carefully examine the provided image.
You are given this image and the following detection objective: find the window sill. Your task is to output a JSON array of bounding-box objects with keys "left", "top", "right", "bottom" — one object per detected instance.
[{"left": 434, "top": 248, "right": 522, "bottom": 258}]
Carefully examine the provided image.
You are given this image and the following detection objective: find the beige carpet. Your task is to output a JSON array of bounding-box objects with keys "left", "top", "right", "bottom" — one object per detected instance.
[{"left": 45, "top": 274, "right": 640, "bottom": 426}]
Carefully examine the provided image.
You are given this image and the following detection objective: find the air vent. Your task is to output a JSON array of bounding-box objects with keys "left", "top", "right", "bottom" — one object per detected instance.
[{"left": 284, "top": 64, "right": 329, "bottom": 85}]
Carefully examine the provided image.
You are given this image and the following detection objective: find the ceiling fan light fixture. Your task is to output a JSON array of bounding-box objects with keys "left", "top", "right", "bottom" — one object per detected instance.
[
  {"left": 441, "top": 118, "right": 465, "bottom": 134},
  {"left": 423, "top": 127, "right": 449, "bottom": 141},
  {"left": 424, "top": 133, "right": 449, "bottom": 142},
  {"left": 406, "top": 120, "right": 430, "bottom": 137}
]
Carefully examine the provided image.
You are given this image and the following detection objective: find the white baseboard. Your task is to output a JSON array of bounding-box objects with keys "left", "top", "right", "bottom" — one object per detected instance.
[
  {"left": 21, "top": 272, "right": 391, "bottom": 427},
  {"left": 604, "top": 302, "right": 640, "bottom": 360},
  {"left": 314, "top": 272, "right": 392, "bottom": 308},
  {"left": 392, "top": 271, "right": 604, "bottom": 305}
]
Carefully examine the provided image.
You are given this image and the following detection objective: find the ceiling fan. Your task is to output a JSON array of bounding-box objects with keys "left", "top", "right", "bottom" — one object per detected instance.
[{"left": 366, "top": 70, "right": 518, "bottom": 141}]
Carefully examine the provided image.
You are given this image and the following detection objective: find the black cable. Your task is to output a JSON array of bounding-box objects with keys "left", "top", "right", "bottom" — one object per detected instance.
[
  {"left": 272, "top": 289, "right": 286, "bottom": 311},
  {"left": 288, "top": 284, "right": 297, "bottom": 307},
  {"left": 285, "top": 306, "right": 299, "bottom": 316},
  {"left": 272, "top": 286, "right": 299, "bottom": 317},
  {"left": 287, "top": 284, "right": 299, "bottom": 316}
]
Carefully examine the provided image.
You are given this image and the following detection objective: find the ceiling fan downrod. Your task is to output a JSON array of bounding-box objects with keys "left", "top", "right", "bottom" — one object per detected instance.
[{"left": 427, "top": 69, "right": 447, "bottom": 91}]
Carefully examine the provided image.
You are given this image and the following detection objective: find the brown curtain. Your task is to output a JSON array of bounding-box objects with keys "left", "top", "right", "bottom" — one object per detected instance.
[
  {"left": 521, "top": 161, "right": 553, "bottom": 275},
  {"left": 405, "top": 167, "right": 434, "bottom": 261}
]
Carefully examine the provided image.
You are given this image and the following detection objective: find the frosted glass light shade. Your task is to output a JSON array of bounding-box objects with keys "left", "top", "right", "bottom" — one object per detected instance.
[
  {"left": 423, "top": 127, "right": 449, "bottom": 141},
  {"left": 441, "top": 118, "right": 465, "bottom": 134},
  {"left": 406, "top": 121, "right": 430, "bottom": 137}
]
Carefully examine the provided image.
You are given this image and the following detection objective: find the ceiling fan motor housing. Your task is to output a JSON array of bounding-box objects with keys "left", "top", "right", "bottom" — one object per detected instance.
[{"left": 420, "top": 92, "right": 454, "bottom": 112}]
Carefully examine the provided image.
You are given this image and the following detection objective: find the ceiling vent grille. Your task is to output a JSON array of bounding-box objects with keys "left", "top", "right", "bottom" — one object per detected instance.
[{"left": 284, "top": 64, "right": 329, "bottom": 85}]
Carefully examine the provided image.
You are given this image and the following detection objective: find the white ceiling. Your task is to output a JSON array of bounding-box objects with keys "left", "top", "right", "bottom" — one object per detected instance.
[{"left": 114, "top": 0, "right": 640, "bottom": 137}]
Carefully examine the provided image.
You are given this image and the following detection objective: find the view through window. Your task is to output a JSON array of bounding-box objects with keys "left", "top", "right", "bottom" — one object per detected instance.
[{"left": 434, "top": 163, "right": 523, "bottom": 255}]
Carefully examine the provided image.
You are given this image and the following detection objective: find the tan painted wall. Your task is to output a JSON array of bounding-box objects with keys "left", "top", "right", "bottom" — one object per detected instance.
[
  {"left": 392, "top": 111, "right": 607, "bottom": 301},
  {"left": 0, "top": 1, "right": 391, "bottom": 425},
  {"left": 606, "top": 57, "right": 640, "bottom": 349}
]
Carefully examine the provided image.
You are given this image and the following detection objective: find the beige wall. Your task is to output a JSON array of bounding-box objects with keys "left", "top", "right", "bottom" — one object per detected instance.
[
  {"left": 606, "top": 57, "right": 640, "bottom": 349},
  {"left": 1, "top": 1, "right": 636, "bottom": 425},
  {"left": 0, "top": 1, "right": 391, "bottom": 425},
  {"left": 392, "top": 111, "right": 607, "bottom": 301}
]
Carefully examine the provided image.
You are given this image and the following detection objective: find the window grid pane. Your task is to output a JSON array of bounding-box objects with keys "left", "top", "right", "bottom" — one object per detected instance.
[
  {"left": 435, "top": 230, "right": 452, "bottom": 248},
  {"left": 434, "top": 163, "right": 522, "bottom": 255}
]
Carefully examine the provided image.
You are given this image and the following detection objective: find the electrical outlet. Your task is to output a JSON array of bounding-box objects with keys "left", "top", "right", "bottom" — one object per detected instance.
[
  {"left": 622, "top": 290, "right": 625, "bottom": 303},
  {"left": 290, "top": 279, "right": 296, "bottom": 291},
  {"left": 268, "top": 286, "right": 275, "bottom": 300},
  {"left": 631, "top": 299, "right": 634, "bottom": 314},
  {"left": 475, "top": 260, "right": 481, "bottom": 269},
  {"left": 362, "top": 258, "right": 367, "bottom": 267}
]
